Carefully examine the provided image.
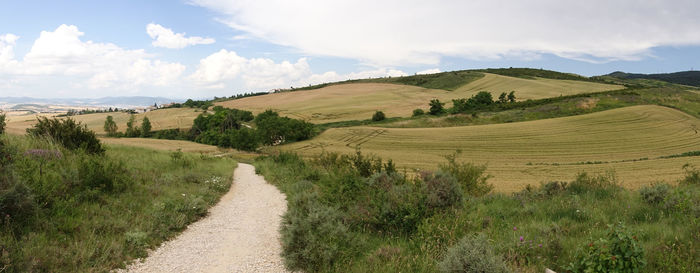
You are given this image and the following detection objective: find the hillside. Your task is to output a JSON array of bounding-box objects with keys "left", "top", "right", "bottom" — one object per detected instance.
[
  {"left": 607, "top": 71, "right": 700, "bottom": 87},
  {"left": 217, "top": 73, "right": 622, "bottom": 123},
  {"left": 4, "top": 108, "right": 201, "bottom": 135},
  {"left": 277, "top": 105, "right": 700, "bottom": 192}
]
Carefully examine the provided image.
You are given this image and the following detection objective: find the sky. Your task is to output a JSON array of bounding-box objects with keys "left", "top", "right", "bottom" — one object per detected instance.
[{"left": 0, "top": 0, "right": 699, "bottom": 99}]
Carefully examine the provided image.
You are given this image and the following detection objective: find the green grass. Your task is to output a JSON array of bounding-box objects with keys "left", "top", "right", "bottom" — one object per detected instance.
[
  {"left": 0, "top": 134, "right": 236, "bottom": 272},
  {"left": 254, "top": 151, "right": 700, "bottom": 273}
]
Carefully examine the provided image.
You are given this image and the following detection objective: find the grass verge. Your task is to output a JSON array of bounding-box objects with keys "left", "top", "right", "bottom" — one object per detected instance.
[
  {"left": 0, "top": 134, "right": 236, "bottom": 272},
  {"left": 254, "top": 151, "right": 699, "bottom": 273}
]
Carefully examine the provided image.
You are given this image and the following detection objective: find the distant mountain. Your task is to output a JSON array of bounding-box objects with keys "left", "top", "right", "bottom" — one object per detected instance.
[
  {"left": 0, "top": 96, "right": 182, "bottom": 108},
  {"left": 605, "top": 71, "right": 700, "bottom": 87}
]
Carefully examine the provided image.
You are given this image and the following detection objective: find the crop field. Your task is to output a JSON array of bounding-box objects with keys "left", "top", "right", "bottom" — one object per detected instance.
[
  {"left": 454, "top": 73, "right": 623, "bottom": 100},
  {"left": 278, "top": 105, "right": 700, "bottom": 192},
  {"left": 217, "top": 73, "right": 622, "bottom": 123},
  {"left": 4, "top": 108, "right": 201, "bottom": 135}
]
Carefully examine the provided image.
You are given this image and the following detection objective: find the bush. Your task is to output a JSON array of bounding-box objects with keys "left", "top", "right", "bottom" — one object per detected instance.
[
  {"left": 281, "top": 189, "right": 352, "bottom": 272},
  {"left": 422, "top": 171, "right": 463, "bottom": 210},
  {"left": 0, "top": 113, "right": 6, "bottom": 134},
  {"left": 0, "top": 174, "right": 37, "bottom": 228},
  {"left": 78, "top": 156, "right": 130, "bottom": 193},
  {"left": 568, "top": 223, "right": 645, "bottom": 273},
  {"left": 140, "top": 117, "right": 152, "bottom": 137},
  {"left": 364, "top": 172, "right": 426, "bottom": 233},
  {"left": 639, "top": 183, "right": 672, "bottom": 205},
  {"left": 412, "top": 108, "right": 425, "bottom": 116},
  {"left": 372, "top": 111, "right": 386, "bottom": 121},
  {"left": 568, "top": 171, "right": 619, "bottom": 196},
  {"left": 26, "top": 117, "right": 104, "bottom": 155},
  {"left": 429, "top": 99, "right": 445, "bottom": 115},
  {"left": 438, "top": 233, "right": 511, "bottom": 273},
  {"left": 439, "top": 151, "right": 493, "bottom": 196}
]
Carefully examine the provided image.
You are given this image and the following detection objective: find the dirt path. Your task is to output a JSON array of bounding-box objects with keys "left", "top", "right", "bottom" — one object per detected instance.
[{"left": 120, "top": 163, "right": 289, "bottom": 273}]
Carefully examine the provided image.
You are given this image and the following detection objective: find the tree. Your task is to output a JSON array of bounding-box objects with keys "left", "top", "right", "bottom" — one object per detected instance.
[
  {"left": 498, "top": 92, "right": 508, "bottom": 103},
  {"left": 507, "top": 91, "right": 516, "bottom": 103},
  {"left": 103, "top": 116, "right": 118, "bottom": 136},
  {"left": 0, "top": 113, "right": 6, "bottom": 134},
  {"left": 372, "top": 111, "right": 386, "bottom": 121},
  {"left": 125, "top": 115, "right": 140, "bottom": 137},
  {"left": 141, "top": 117, "right": 152, "bottom": 137},
  {"left": 472, "top": 91, "right": 494, "bottom": 106},
  {"left": 429, "top": 99, "right": 445, "bottom": 115}
]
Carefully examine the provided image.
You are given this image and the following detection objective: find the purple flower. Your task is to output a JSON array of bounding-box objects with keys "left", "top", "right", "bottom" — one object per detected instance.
[
  {"left": 513, "top": 226, "right": 517, "bottom": 231},
  {"left": 538, "top": 244, "right": 542, "bottom": 248},
  {"left": 519, "top": 236, "right": 524, "bottom": 242}
]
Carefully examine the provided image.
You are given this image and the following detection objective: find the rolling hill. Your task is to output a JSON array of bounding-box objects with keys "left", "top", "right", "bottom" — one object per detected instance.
[
  {"left": 277, "top": 105, "right": 700, "bottom": 192},
  {"left": 606, "top": 71, "right": 700, "bottom": 87},
  {"left": 4, "top": 108, "right": 201, "bottom": 135},
  {"left": 216, "top": 73, "right": 622, "bottom": 123}
]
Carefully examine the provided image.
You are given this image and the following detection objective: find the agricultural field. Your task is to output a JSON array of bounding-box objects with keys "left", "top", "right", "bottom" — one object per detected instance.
[
  {"left": 100, "top": 137, "right": 260, "bottom": 161},
  {"left": 278, "top": 105, "right": 700, "bottom": 192},
  {"left": 216, "top": 73, "right": 622, "bottom": 123},
  {"left": 4, "top": 108, "right": 201, "bottom": 135}
]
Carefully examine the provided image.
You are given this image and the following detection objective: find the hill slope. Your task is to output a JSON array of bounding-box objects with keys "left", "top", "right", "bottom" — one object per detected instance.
[
  {"left": 217, "top": 73, "right": 622, "bottom": 123},
  {"left": 278, "top": 105, "right": 700, "bottom": 191},
  {"left": 4, "top": 108, "right": 201, "bottom": 135},
  {"left": 607, "top": 71, "right": 700, "bottom": 87}
]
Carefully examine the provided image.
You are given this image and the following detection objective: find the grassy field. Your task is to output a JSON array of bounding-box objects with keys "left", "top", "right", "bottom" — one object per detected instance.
[
  {"left": 0, "top": 134, "right": 237, "bottom": 272},
  {"left": 217, "top": 73, "right": 622, "bottom": 123},
  {"left": 4, "top": 108, "right": 201, "bottom": 135},
  {"left": 277, "top": 105, "right": 700, "bottom": 192}
]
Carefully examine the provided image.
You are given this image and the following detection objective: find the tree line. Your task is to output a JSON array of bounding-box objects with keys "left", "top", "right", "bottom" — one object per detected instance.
[{"left": 104, "top": 107, "right": 315, "bottom": 151}]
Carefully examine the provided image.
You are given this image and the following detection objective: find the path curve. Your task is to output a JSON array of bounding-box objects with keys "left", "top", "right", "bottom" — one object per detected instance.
[{"left": 120, "top": 163, "right": 289, "bottom": 273}]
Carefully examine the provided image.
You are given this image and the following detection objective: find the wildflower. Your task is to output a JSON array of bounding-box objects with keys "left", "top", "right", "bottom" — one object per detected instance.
[
  {"left": 519, "top": 236, "right": 524, "bottom": 242},
  {"left": 513, "top": 226, "right": 517, "bottom": 231},
  {"left": 538, "top": 244, "right": 542, "bottom": 248}
]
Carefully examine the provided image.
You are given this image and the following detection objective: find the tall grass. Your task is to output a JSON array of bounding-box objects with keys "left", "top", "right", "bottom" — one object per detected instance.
[
  {"left": 255, "top": 151, "right": 700, "bottom": 273},
  {"left": 0, "top": 134, "right": 236, "bottom": 272}
]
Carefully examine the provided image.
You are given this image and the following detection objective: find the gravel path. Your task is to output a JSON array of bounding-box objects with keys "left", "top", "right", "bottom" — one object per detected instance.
[{"left": 120, "top": 163, "right": 289, "bottom": 273}]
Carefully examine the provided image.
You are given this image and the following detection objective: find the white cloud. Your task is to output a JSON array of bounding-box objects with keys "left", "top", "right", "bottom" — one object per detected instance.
[
  {"left": 416, "top": 68, "right": 441, "bottom": 75},
  {"left": 191, "top": 0, "right": 700, "bottom": 65},
  {"left": 146, "top": 23, "right": 215, "bottom": 49},
  {"left": 190, "top": 49, "right": 406, "bottom": 90},
  {"left": 0, "top": 25, "right": 186, "bottom": 96}
]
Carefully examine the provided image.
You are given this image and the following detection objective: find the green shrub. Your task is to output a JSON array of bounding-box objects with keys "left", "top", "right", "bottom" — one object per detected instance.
[
  {"left": 372, "top": 111, "right": 386, "bottom": 121},
  {"left": 422, "top": 171, "right": 463, "bottom": 210},
  {"left": 281, "top": 189, "right": 352, "bottom": 272},
  {"left": 26, "top": 117, "right": 104, "bottom": 155},
  {"left": 365, "top": 172, "right": 426, "bottom": 233},
  {"left": 412, "top": 108, "right": 425, "bottom": 116},
  {"left": 567, "top": 223, "right": 645, "bottom": 273},
  {"left": 0, "top": 174, "right": 37, "bottom": 228},
  {"left": 438, "top": 233, "right": 511, "bottom": 273},
  {"left": 439, "top": 151, "right": 492, "bottom": 196},
  {"left": 639, "top": 183, "right": 671, "bottom": 205},
  {"left": 78, "top": 155, "right": 130, "bottom": 193},
  {"left": 567, "top": 171, "right": 619, "bottom": 196},
  {"left": 0, "top": 113, "right": 6, "bottom": 134},
  {"left": 429, "top": 99, "right": 445, "bottom": 115}
]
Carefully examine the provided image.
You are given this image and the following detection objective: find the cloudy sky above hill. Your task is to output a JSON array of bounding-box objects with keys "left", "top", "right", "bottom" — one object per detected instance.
[{"left": 1, "top": 0, "right": 699, "bottom": 98}]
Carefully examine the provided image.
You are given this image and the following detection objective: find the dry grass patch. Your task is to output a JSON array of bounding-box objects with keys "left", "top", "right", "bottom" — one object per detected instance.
[{"left": 277, "top": 105, "right": 700, "bottom": 192}]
